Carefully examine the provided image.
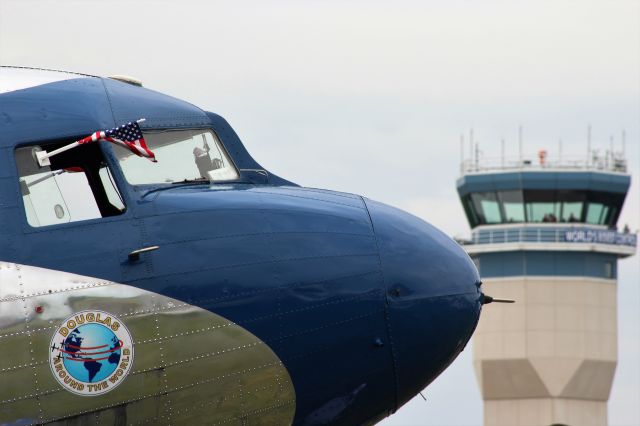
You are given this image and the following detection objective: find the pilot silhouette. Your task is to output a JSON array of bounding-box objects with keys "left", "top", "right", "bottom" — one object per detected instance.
[{"left": 193, "top": 142, "right": 223, "bottom": 178}]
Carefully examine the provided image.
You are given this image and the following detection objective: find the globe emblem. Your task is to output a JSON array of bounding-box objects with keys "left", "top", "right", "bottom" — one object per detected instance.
[
  {"left": 60, "top": 323, "right": 122, "bottom": 383},
  {"left": 50, "top": 310, "right": 134, "bottom": 395}
]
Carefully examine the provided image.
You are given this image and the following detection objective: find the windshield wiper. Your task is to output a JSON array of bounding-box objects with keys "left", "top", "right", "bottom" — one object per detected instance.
[
  {"left": 141, "top": 178, "right": 211, "bottom": 198},
  {"left": 171, "top": 178, "right": 210, "bottom": 184}
]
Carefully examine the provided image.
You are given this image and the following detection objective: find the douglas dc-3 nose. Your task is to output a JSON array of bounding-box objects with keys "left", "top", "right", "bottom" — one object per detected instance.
[
  {"left": 365, "top": 199, "right": 483, "bottom": 409},
  {"left": 0, "top": 67, "right": 484, "bottom": 425}
]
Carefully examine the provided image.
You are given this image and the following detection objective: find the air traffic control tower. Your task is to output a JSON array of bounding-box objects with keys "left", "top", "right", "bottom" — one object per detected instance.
[{"left": 457, "top": 149, "right": 637, "bottom": 426}]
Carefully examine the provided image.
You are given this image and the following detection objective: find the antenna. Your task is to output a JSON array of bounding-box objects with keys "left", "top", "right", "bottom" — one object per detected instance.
[
  {"left": 622, "top": 129, "right": 626, "bottom": 156},
  {"left": 501, "top": 138, "right": 505, "bottom": 168},
  {"left": 609, "top": 135, "right": 614, "bottom": 169},
  {"left": 460, "top": 133, "right": 465, "bottom": 172},
  {"left": 587, "top": 124, "right": 591, "bottom": 167},
  {"left": 469, "top": 127, "right": 477, "bottom": 170},
  {"left": 559, "top": 138, "right": 563, "bottom": 163},
  {"left": 470, "top": 128, "right": 474, "bottom": 170},
  {"left": 518, "top": 125, "right": 523, "bottom": 165},
  {"left": 481, "top": 294, "right": 515, "bottom": 305}
]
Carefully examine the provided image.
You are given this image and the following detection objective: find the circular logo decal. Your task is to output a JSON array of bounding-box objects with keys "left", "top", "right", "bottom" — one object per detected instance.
[{"left": 49, "top": 310, "right": 134, "bottom": 396}]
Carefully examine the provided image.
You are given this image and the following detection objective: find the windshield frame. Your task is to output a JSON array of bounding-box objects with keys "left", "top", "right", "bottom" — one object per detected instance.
[{"left": 108, "top": 127, "right": 241, "bottom": 186}]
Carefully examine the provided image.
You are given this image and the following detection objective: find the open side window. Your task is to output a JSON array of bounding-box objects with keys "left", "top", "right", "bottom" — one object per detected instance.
[{"left": 15, "top": 141, "right": 125, "bottom": 227}]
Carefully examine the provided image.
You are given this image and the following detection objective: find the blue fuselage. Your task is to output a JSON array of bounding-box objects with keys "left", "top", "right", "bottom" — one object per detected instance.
[
  {"left": 6, "top": 182, "right": 481, "bottom": 424},
  {"left": 0, "top": 68, "right": 482, "bottom": 425}
]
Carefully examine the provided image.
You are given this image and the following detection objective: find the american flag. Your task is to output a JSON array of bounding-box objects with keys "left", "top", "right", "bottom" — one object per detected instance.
[{"left": 78, "top": 120, "right": 156, "bottom": 162}]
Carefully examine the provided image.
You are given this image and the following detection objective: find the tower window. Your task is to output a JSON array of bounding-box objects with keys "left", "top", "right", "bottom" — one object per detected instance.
[
  {"left": 470, "top": 192, "right": 502, "bottom": 224},
  {"left": 560, "top": 201, "right": 583, "bottom": 222},
  {"left": 499, "top": 190, "right": 525, "bottom": 223},
  {"left": 586, "top": 202, "right": 609, "bottom": 225}
]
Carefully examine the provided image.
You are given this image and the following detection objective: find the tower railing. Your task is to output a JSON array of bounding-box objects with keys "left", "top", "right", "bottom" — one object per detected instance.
[
  {"left": 460, "top": 152, "right": 628, "bottom": 175},
  {"left": 462, "top": 224, "right": 637, "bottom": 248}
]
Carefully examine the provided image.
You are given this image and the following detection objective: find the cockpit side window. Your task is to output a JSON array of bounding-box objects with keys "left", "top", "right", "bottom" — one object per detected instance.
[
  {"left": 15, "top": 142, "right": 126, "bottom": 227},
  {"left": 111, "top": 129, "right": 239, "bottom": 185}
]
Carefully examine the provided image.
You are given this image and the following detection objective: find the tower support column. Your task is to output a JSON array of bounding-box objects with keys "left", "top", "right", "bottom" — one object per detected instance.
[{"left": 474, "top": 276, "right": 617, "bottom": 426}]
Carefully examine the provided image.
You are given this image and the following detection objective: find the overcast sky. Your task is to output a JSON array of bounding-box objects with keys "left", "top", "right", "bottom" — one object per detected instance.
[{"left": 1, "top": 1, "right": 638, "bottom": 425}]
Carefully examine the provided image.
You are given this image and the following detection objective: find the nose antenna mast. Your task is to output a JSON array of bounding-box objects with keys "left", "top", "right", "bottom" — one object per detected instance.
[{"left": 481, "top": 294, "right": 515, "bottom": 305}]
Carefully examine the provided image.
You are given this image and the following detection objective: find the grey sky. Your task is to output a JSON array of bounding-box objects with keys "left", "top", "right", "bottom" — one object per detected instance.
[{"left": 1, "top": 1, "right": 638, "bottom": 424}]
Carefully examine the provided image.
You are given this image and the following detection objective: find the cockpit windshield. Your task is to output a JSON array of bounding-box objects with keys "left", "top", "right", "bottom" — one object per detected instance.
[{"left": 112, "top": 129, "right": 239, "bottom": 185}]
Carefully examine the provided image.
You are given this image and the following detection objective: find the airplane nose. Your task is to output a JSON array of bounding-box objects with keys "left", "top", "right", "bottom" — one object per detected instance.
[{"left": 364, "top": 199, "right": 482, "bottom": 409}]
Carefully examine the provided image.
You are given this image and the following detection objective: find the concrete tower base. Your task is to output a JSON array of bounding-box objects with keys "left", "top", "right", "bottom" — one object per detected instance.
[
  {"left": 484, "top": 398, "right": 607, "bottom": 426},
  {"left": 474, "top": 277, "right": 617, "bottom": 426}
]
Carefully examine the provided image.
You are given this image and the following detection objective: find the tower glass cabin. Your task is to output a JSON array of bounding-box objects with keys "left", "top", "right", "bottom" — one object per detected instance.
[{"left": 457, "top": 152, "right": 636, "bottom": 426}]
